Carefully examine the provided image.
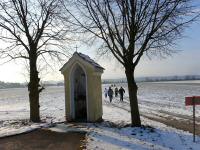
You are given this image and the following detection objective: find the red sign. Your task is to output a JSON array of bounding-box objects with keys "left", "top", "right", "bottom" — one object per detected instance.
[{"left": 185, "top": 96, "right": 200, "bottom": 106}]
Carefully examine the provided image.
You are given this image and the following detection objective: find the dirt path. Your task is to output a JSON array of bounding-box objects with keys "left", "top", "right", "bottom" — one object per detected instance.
[
  {"left": 0, "top": 129, "right": 86, "bottom": 150},
  {"left": 142, "top": 111, "right": 200, "bottom": 135},
  {"left": 142, "top": 114, "right": 200, "bottom": 135},
  {"left": 109, "top": 101, "right": 200, "bottom": 135}
]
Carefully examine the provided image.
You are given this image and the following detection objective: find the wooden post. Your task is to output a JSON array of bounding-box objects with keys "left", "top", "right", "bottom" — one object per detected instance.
[{"left": 192, "top": 96, "right": 195, "bottom": 142}]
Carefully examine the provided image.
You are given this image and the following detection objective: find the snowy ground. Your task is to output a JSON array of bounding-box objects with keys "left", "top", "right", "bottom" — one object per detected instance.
[
  {"left": 85, "top": 103, "right": 200, "bottom": 150},
  {"left": 103, "top": 82, "right": 200, "bottom": 131},
  {"left": 103, "top": 82, "right": 200, "bottom": 117},
  {"left": 0, "top": 82, "right": 200, "bottom": 149},
  {"left": 0, "top": 87, "right": 65, "bottom": 137}
]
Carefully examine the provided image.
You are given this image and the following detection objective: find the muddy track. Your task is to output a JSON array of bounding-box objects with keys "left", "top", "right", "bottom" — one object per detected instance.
[
  {"left": 142, "top": 114, "right": 200, "bottom": 135},
  {"left": 0, "top": 129, "right": 86, "bottom": 150},
  {"left": 107, "top": 101, "right": 200, "bottom": 135}
]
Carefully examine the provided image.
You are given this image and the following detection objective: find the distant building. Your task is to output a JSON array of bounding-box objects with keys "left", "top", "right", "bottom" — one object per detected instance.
[{"left": 60, "top": 52, "right": 104, "bottom": 122}]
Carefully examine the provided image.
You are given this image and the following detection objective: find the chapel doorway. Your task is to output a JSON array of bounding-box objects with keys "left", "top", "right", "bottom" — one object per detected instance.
[{"left": 73, "top": 65, "right": 87, "bottom": 121}]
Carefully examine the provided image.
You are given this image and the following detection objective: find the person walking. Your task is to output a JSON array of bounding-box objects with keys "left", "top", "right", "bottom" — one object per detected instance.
[
  {"left": 108, "top": 87, "right": 114, "bottom": 102},
  {"left": 119, "top": 87, "right": 125, "bottom": 102},
  {"left": 104, "top": 88, "right": 108, "bottom": 98},
  {"left": 114, "top": 87, "right": 118, "bottom": 97}
]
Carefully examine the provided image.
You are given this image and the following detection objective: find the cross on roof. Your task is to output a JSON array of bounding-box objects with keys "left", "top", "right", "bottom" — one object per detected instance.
[{"left": 75, "top": 45, "right": 78, "bottom": 52}]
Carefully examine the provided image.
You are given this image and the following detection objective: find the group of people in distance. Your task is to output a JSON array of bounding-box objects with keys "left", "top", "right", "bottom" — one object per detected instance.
[{"left": 104, "top": 85, "right": 125, "bottom": 103}]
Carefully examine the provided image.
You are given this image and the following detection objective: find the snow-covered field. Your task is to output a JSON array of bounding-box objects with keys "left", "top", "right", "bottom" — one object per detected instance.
[
  {"left": 87, "top": 104, "right": 200, "bottom": 150},
  {"left": 0, "top": 87, "right": 65, "bottom": 121},
  {"left": 103, "top": 81, "right": 200, "bottom": 117},
  {"left": 0, "top": 81, "right": 200, "bottom": 149}
]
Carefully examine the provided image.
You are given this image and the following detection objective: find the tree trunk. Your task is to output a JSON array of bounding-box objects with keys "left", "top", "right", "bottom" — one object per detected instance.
[
  {"left": 29, "top": 51, "right": 40, "bottom": 122},
  {"left": 125, "top": 66, "right": 141, "bottom": 127}
]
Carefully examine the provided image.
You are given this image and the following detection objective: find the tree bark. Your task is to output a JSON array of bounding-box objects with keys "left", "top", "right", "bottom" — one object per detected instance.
[
  {"left": 29, "top": 49, "right": 40, "bottom": 122},
  {"left": 125, "top": 66, "right": 141, "bottom": 127}
]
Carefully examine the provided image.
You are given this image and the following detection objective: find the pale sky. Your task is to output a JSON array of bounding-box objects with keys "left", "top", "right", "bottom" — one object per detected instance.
[{"left": 0, "top": 21, "right": 200, "bottom": 83}]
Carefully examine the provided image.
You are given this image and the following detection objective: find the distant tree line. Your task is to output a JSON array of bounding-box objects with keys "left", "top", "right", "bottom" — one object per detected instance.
[
  {"left": 102, "top": 79, "right": 127, "bottom": 84},
  {"left": 0, "top": 81, "right": 25, "bottom": 89},
  {"left": 102, "top": 75, "right": 200, "bottom": 84},
  {"left": 0, "top": 81, "right": 65, "bottom": 89},
  {"left": 1, "top": 75, "right": 199, "bottom": 89},
  {"left": 143, "top": 75, "right": 200, "bottom": 82}
]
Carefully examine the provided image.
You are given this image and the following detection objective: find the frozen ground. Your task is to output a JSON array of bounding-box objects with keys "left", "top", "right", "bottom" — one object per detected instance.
[
  {"left": 0, "top": 87, "right": 65, "bottom": 121},
  {"left": 0, "top": 87, "right": 65, "bottom": 137},
  {"left": 103, "top": 82, "right": 200, "bottom": 130},
  {"left": 86, "top": 104, "right": 200, "bottom": 150},
  {"left": 48, "top": 103, "right": 200, "bottom": 150},
  {"left": 103, "top": 82, "right": 200, "bottom": 117},
  {"left": 0, "top": 81, "right": 200, "bottom": 149}
]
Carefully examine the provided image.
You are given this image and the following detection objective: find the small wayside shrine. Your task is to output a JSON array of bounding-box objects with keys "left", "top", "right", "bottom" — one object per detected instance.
[{"left": 60, "top": 52, "right": 104, "bottom": 122}]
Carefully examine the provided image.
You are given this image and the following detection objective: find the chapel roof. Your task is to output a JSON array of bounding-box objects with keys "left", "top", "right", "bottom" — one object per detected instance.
[
  {"left": 60, "top": 52, "right": 104, "bottom": 72},
  {"left": 75, "top": 52, "right": 104, "bottom": 70}
]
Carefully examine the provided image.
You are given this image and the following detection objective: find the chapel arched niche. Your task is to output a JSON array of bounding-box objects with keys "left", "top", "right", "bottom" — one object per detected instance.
[{"left": 71, "top": 64, "right": 87, "bottom": 121}]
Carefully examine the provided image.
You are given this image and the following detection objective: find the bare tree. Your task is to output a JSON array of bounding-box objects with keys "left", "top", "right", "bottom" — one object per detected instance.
[
  {"left": 68, "top": 0, "right": 198, "bottom": 126},
  {"left": 0, "top": 0, "right": 72, "bottom": 122}
]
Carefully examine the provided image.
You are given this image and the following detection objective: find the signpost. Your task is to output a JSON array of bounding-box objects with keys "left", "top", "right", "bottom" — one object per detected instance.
[{"left": 185, "top": 96, "right": 200, "bottom": 142}]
